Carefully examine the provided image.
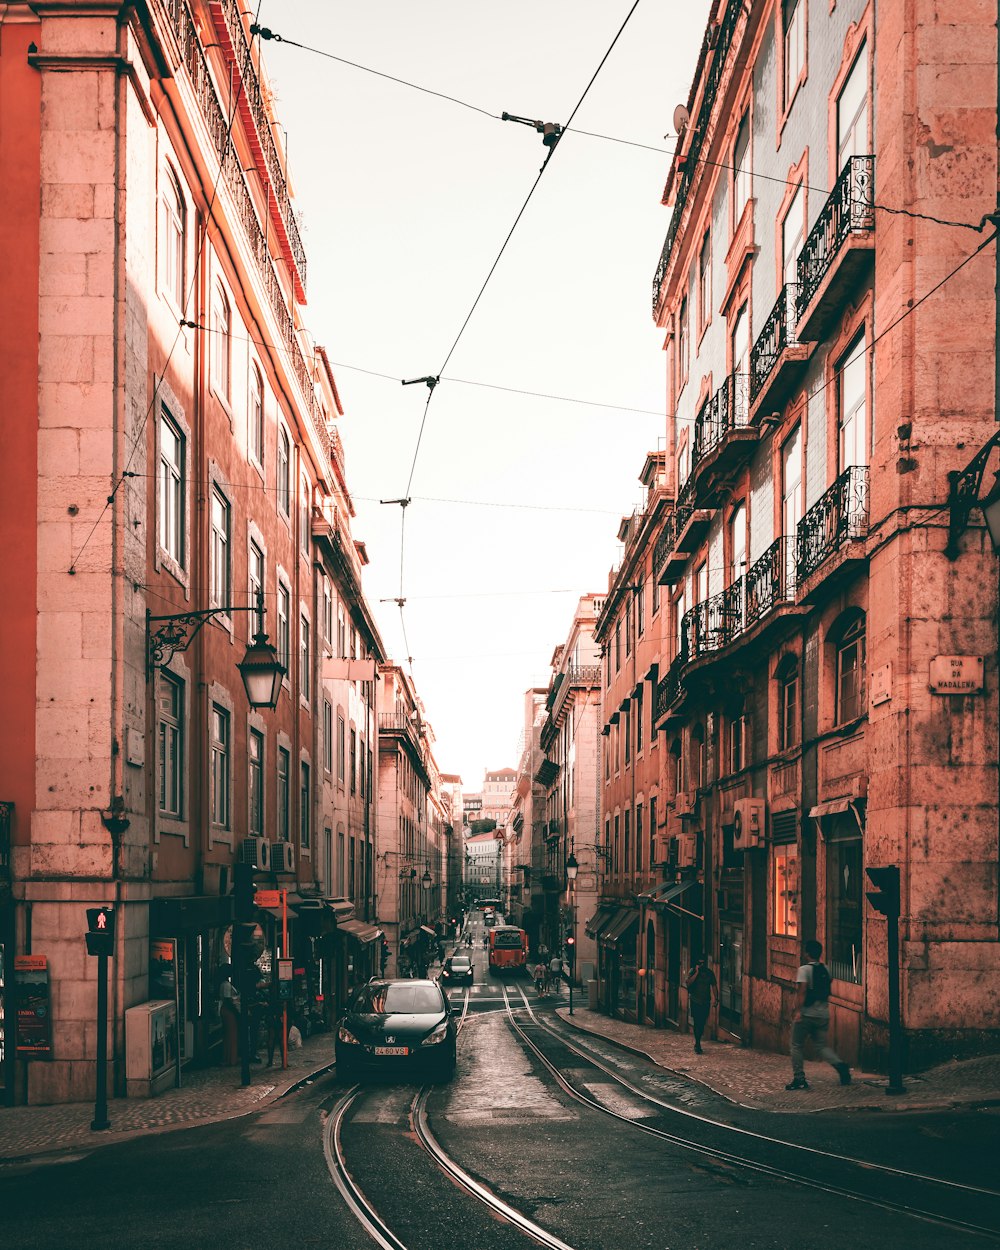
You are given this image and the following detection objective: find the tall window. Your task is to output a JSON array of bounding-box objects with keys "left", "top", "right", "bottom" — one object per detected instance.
[
  {"left": 350, "top": 729, "right": 357, "bottom": 795},
  {"left": 615, "top": 621, "right": 621, "bottom": 672},
  {"left": 322, "top": 579, "right": 333, "bottom": 643},
  {"left": 158, "top": 673, "right": 183, "bottom": 818},
  {"left": 614, "top": 814, "right": 620, "bottom": 874},
  {"left": 778, "top": 657, "right": 800, "bottom": 750},
  {"left": 782, "top": 425, "right": 802, "bottom": 591},
  {"left": 277, "top": 582, "right": 290, "bottom": 674},
  {"left": 729, "top": 502, "right": 747, "bottom": 585},
  {"left": 277, "top": 746, "right": 290, "bottom": 841},
  {"left": 277, "top": 426, "right": 291, "bottom": 516},
  {"left": 783, "top": 0, "right": 805, "bottom": 110},
  {"left": 836, "top": 616, "right": 866, "bottom": 724},
  {"left": 159, "top": 410, "right": 185, "bottom": 567},
  {"left": 635, "top": 684, "right": 644, "bottom": 752},
  {"left": 731, "top": 303, "right": 750, "bottom": 421},
  {"left": 624, "top": 703, "right": 631, "bottom": 765},
  {"left": 337, "top": 713, "right": 346, "bottom": 784},
  {"left": 678, "top": 295, "right": 690, "bottom": 389},
  {"left": 248, "top": 540, "right": 264, "bottom": 617},
  {"left": 690, "top": 724, "right": 705, "bottom": 789},
  {"left": 300, "top": 761, "right": 311, "bottom": 848},
  {"left": 624, "top": 809, "right": 631, "bottom": 874},
  {"left": 839, "top": 333, "right": 868, "bottom": 470},
  {"left": 649, "top": 796, "right": 657, "bottom": 869},
  {"left": 300, "top": 615, "right": 310, "bottom": 704},
  {"left": 652, "top": 573, "right": 660, "bottom": 616},
  {"left": 248, "top": 729, "right": 264, "bottom": 837},
  {"left": 674, "top": 588, "right": 687, "bottom": 661},
  {"left": 300, "top": 471, "right": 310, "bottom": 555},
  {"left": 210, "top": 705, "right": 230, "bottom": 829},
  {"left": 625, "top": 600, "right": 632, "bottom": 656},
  {"left": 837, "top": 42, "right": 869, "bottom": 170},
  {"left": 249, "top": 364, "right": 264, "bottom": 467},
  {"left": 772, "top": 842, "right": 799, "bottom": 936},
  {"left": 635, "top": 804, "right": 644, "bottom": 876},
  {"left": 161, "top": 171, "right": 185, "bottom": 308},
  {"left": 324, "top": 828, "right": 333, "bottom": 894},
  {"left": 210, "top": 487, "right": 230, "bottom": 609},
  {"left": 212, "top": 282, "right": 231, "bottom": 403},
  {"left": 698, "top": 231, "right": 712, "bottom": 334},
  {"left": 636, "top": 578, "right": 645, "bottom": 637},
  {"left": 828, "top": 830, "right": 863, "bottom": 982},
  {"left": 733, "top": 113, "right": 751, "bottom": 226},
  {"left": 323, "top": 700, "right": 333, "bottom": 773},
  {"left": 782, "top": 184, "right": 805, "bottom": 289},
  {"left": 729, "top": 711, "right": 746, "bottom": 773}
]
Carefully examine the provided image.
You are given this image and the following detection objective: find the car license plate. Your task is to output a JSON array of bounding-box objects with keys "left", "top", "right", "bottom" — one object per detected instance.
[{"left": 374, "top": 1045, "right": 408, "bottom": 1056}]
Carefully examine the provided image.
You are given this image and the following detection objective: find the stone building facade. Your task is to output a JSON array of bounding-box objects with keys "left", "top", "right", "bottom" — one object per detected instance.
[{"left": 643, "top": 0, "right": 998, "bottom": 1066}]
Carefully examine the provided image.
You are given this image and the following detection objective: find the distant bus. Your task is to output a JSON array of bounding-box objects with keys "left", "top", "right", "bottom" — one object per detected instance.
[
  {"left": 479, "top": 898, "right": 501, "bottom": 913},
  {"left": 488, "top": 926, "right": 528, "bottom": 976}
]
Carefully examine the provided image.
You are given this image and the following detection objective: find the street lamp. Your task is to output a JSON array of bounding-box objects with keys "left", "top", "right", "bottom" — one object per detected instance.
[
  {"left": 566, "top": 850, "right": 579, "bottom": 882},
  {"left": 421, "top": 864, "right": 433, "bottom": 891}
]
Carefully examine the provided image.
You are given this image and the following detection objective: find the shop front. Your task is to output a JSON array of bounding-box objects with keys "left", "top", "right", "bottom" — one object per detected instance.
[{"left": 600, "top": 908, "right": 639, "bottom": 1020}]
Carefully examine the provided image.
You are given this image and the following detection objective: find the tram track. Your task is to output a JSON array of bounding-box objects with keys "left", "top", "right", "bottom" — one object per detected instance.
[{"left": 501, "top": 983, "right": 1000, "bottom": 1242}]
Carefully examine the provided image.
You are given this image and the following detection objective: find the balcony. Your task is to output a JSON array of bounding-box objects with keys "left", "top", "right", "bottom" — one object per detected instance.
[
  {"left": 653, "top": 654, "right": 687, "bottom": 729},
  {"left": 749, "top": 285, "right": 814, "bottom": 420},
  {"left": 689, "top": 373, "right": 758, "bottom": 505},
  {"left": 744, "top": 536, "right": 798, "bottom": 629},
  {"left": 796, "top": 466, "right": 870, "bottom": 597},
  {"left": 653, "top": 479, "right": 713, "bottom": 586},
  {"left": 534, "top": 758, "right": 560, "bottom": 787},
  {"left": 795, "top": 156, "right": 875, "bottom": 342},
  {"left": 683, "top": 580, "right": 744, "bottom": 663}
]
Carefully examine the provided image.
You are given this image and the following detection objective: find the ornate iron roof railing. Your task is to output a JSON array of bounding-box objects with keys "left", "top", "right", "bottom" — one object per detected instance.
[
  {"left": 796, "top": 466, "right": 870, "bottom": 584},
  {"left": 749, "top": 284, "right": 799, "bottom": 405},
  {"left": 691, "top": 371, "right": 751, "bottom": 471},
  {"left": 795, "top": 156, "right": 875, "bottom": 319},
  {"left": 744, "top": 536, "right": 795, "bottom": 629},
  {"left": 652, "top": 0, "right": 746, "bottom": 314}
]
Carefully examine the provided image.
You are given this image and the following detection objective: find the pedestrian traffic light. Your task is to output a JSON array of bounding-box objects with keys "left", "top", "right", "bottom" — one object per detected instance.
[
  {"left": 866, "top": 865, "right": 900, "bottom": 917},
  {"left": 85, "top": 907, "right": 115, "bottom": 956}
]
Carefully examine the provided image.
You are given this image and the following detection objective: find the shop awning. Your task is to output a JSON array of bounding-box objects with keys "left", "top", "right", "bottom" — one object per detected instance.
[
  {"left": 337, "top": 919, "right": 382, "bottom": 945},
  {"left": 640, "top": 879, "right": 696, "bottom": 908},
  {"left": 585, "top": 905, "right": 617, "bottom": 939},
  {"left": 809, "top": 797, "right": 853, "bottom": 819},
  {"left": 599, "top": 907, "right": 639, "bottom": 946},
  {"left": 324, "top": 897, "right": 356, "bottom": 921}
]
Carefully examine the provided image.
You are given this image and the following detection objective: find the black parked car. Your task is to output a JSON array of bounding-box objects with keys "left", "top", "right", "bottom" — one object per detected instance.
[
  {"left": 440, "top": 954, "right": 474, "bottom": 986},
  {"left": 336, "top": 979, "right": 457, "bottom": 1082}
]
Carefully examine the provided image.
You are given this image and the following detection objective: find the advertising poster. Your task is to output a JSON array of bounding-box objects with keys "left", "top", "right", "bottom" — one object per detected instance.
[
  {"left": 150, "top": 938, "right": 182, "bottom": 1086},
  {"left": 15, "top": 955, "right": 52, "bottom": 1059}
]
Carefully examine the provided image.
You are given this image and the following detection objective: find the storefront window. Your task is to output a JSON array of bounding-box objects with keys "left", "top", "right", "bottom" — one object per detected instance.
[
  {"left": 772, "top": 842, "right": 799, "bottom": 936},
  {"left": 827, "top": 820, "right": 863, "bottom": 983}
]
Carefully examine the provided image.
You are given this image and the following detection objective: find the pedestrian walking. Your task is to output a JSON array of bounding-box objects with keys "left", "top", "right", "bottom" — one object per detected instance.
[
  {"left": 548, "top": 951, "right": 563, "bottom": 990},
  {"left": 786, "top": 939, "right": 851, "bottom": 1090},
  {"left": 685, "top": 956, "right": 718, "bottom": 1054}
]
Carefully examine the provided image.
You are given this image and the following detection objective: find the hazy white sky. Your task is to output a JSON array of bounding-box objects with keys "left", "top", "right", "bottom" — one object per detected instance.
[{"left": 265, "top": 1, "right": 710, "bottom": 785}]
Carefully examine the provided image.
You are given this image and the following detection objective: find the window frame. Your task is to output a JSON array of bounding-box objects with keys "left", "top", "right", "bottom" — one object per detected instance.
[
  {"left": 300, "top": 759, "right": 311, "bottom": 849},
  {"left": 835, "top": 616, "right": 866, "bottom": 726},
  {"left": 158, "top": 408, "right": 186, "bottom": 572},
  {"left": 277, "top": 425, "right": 292, "bottom": 518},
  {"left": 210, "top": 485, "right": 231, "bottom": 611},
  {"left": 732, "top": 113, "right": 751, "bottom": 229},
  {"left": 782, "top": 0, "right": 806, "bottom": 114},
  {"left": 248, "top": 727, "right": 264, "bottom": 838},
  {"left": 211, "top": 280, "right": 232, "bottom": 406},
  {"left": 698, "top": 230, "right": 712, "bottom": 337},
  {"left": 276, "top": 745, "right": 290, "bottom": 842},
  {"left": 249, "top": 362, "right": 265, "bottom": 470},
  {"left": 158, "top": 672, "right": 184, "bottom": 820},
  {"left": 210, "top": 703, "right": 230, "bottom": 830},
  {"left": 161, "top": 167, "right": 186, "bottom": 310},
  {"left": 772, "top": 841, "right": 800, "bottom": 937}
]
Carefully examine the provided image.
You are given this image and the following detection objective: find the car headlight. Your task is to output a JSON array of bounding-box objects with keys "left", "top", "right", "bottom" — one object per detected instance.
[
  {"left": 338, "top": 1024, "right": 361, "bottom": 1045},
  {"left": 420, "top": 1021, "right": 450, "bottom": 1047}
]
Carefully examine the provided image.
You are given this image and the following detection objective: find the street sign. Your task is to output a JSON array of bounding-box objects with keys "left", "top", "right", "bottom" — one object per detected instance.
[{"left": 254, "top": 890, "right": 281, "bottom": 909}]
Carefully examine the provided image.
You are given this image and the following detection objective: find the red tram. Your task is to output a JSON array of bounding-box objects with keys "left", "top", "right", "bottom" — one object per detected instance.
[{"left": 488, "top": 925, "right": 529, "bottom": 976}]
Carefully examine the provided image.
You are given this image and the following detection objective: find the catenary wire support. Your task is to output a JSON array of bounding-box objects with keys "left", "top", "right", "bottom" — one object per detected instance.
[
  {"left": 501, "top": 111, "right": 564, "bottom": 153},
  {"left": 401, "top": 375, "right": 440, "bottom": 391}
]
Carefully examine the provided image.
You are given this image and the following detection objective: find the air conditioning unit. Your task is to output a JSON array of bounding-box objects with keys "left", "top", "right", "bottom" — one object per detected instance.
[
  {"left": 733, "top": 798, "right": 766, "bottom": 850},
  {"left": 239, "top": 835, "right": 271, "bottom": 871},
  {"left": 651, "top": 833, "right": 671, "bottom": 867},
  {"left": 271, "top": 840, "right": 295, "bottom": 875},
  {"left": 674, "top": 791, "right": 696, "bottom": 817},
  {"left": 677, "top": 832, "right": 698, "bottom": 868}
]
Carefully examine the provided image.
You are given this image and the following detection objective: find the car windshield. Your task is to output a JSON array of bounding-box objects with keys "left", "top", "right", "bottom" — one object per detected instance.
[
  {"left": 357, "top": 984, "right": 443, "bottom": 1014},
  {"left": 449, "top": 958, "right": 471, "bottom": 968}
]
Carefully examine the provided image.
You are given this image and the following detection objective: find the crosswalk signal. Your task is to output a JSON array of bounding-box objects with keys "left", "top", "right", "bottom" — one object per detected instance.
[
  {"left": 865, "top": 865, "right": 900, "bottom": 917},
  {"left": 565, "top": 933, "right": 576, "bottom": 965},
  {"left": 85, "top": 907, "right": 115, "bottom": 956}
]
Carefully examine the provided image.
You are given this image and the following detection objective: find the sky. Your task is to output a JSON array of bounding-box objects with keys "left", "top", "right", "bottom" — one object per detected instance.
[{"left": 264, "top": 1, "right": 711, "bottom": 786}]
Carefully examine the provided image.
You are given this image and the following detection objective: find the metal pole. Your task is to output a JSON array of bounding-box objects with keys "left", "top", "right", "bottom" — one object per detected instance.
[
  {"left": 885, "top": 907, "right": 905, "bottom": 1095},
  {"left": 240, "top": 949, "right": 252, "bottom": 1088},
  {"left": 282, "top": 889, "right": 288, "bottom": 1070},
  {"left": 91, "top": 953, "right": 110, "bottom": 1131}
]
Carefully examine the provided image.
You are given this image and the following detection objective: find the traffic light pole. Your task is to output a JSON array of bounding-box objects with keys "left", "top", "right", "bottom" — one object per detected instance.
[
  {"left": 885, "top": 906, "right": 905, "bottom": 1096},
  {"left": 91, "top": 951, "right": 110, "bottom": 1131}
]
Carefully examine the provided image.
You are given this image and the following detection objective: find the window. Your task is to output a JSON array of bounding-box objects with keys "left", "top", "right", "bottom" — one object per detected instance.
[
  {"left": 349, "top": 835, "right": 356, "bottom": 899},
  {"left": 324, "top": 828, "right": 333, "bottom": 894},
  {"left": 648, "top": 796, "right": 657, "bottom": 869},
  {"left": 781, "top": 424, "right": 802, "bottom": 591},
  {"left": 624, "top": 703, "right": 631, "bottom": 765},
  {"left": 624, "top": 809, "right": 631, "bottom": 874},
  {"left": 249, "top": 364, "right": 264, "bottom": 467},
  {"left": 248, "top": 540, "right": 264, "bottom": 618},
  {"left": 614, "top": 814, "right": 620, "bottom": 874},
  {"left": 300, "top": 761, "right": 311, "bottom": 848},
  {"left": 772, "top": 842, "right": 799, "bottom": 936},
  {"left": 674, "top": 588, "right": 686, "bottom": 661},
  {"left": 782, "top": 184, "right": 805, "bottom": 289},
  {"left": 300, "top": 615, "right": 310, "bottom": 703},
  {"left": 276, "top": 582, "right": 290, "bottom": 675},
  {"left": 625, "top": 600, "right": 632, "bottom": 656},
  {"left": 778, "top": 658, "right": 800, "bottom": 750},
  {"left": 158, "top": 673, "right": 183, "bottom": 818},
  {"left": 161, "top": 170, "right": 185, "bottom": 308},
  {"left": 300, "top": 471, "right": 310, "bottom": 555},
  {"left": 322, "top": 579, "right": 333, "bottom": 643},
  {"left": 839, "top": 332, "right": 868, "bottom": 470},
  {"left": 670, "top": 738, "right": 684, "bottom": 795},
  {"left": 635, "top": 684, "right": 644, "bottom": 752},
  {"left": 729, "top": 713, "right": 746, "bottom": 773},
  {"left": 733, "top": 113, "right": 751, "bottom": 226},
  {"left": 731, "top": 303, "right": 750, "bottom": 421},
  {"left": 783, "top": 0, "right": 805, "bottom": 110},
  {"left": 212, "top": 282, "right": 231, "bottom": 403},
  {"left": 690, "top": 724, "right": 705, "bottom": 789},
  {"left": 837, "top": 42, "right": 869, "bottom": 170},
  {"left": 615, "top": 621, "right": 621, "bottom": 672},
  {"left": 359, "top": 735, "right": 366, "bottom": 798},
  {"left": 698, "top": 231, "right": 712, "bottom": 334},
  {"left": 158, "top": 410, "right": 185, "bottom": 567},
  {"left": 636, "top": 578, "right": 645, "bottom": 637},
  {"left": 827, "top": 828, "right": 863, "bottom": 982},
  {"left": 323, "top": 700, "right": 333, "bottom": 773},
  {"left": 277, "top": 746, "right": 290, "bottom": 841},
  {"left": 635, "top": 804, "right": 644, "bottom": 876},
  {"left": 350, "top": 729, "right": 357, "bottom": 795},
  {"left": 210, "top": 487, "right": 231, "bottom": 609},
  {"left": 652, "top": 573, "right": 660, "bottom": 615},
  {"left": 248, "top": 729, "right": 264, "bottom": 837},
  {"left": 836, "top": 616, "right": 866, "bottom": 725},
  {"left": 678, "top": 295, "right": 690, "bottom": 389},
  {"left": 277, "top": 426, "right": 291, "bottom": 516},
  {"left": 337, "top": 608, "right": 347, "bottom": 659},
  {"left": 210, "top": 705, "right": 230, "bottom": 829},
  {"left": 729, "top": 502, "right": 747, "bottom": 585},
  {"left": 695, "top": 562, "right": 708, "bottom": 604},
  {"left": 337, "top": 713, "right": 346, "bottom": 784}
]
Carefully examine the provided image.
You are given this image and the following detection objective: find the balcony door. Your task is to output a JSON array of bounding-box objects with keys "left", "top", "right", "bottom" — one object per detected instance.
[
  {"left": 839, "top": 334, "right": 868, "bottom": 471},
  {"left": 837, "top": 42, "right": 869, "bottom": 170},
  {"left": 782, "top": 425, "right": 803, "bottom": 593},
  {"left": 730, "top": 304, "right": 750, "bottom": 423}
]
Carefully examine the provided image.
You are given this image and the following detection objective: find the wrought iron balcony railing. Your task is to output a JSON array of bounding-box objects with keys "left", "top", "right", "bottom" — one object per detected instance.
[
  {"left": 692, "top": 371, "right": 750, "bottom": 470},
  {"left": 744, "top": 536, "right": 796, "bottom": 629},
  {"left": 654, "top": 654, "right": 686, "bottom": 723},
  {"left": 652, "top": 477, "right": 696, "bottom": 581},
  {"left": 796, "top": 466, "right": 870, "bottom": 584},
  {"left": 682, "top": 579, "right": 744, "bottom": 662},
  {"left": 652, "top": 0, "right": 746, "bottom": 314},
  {"left": 750, "top": 285, "right": 798, "bottom": 405},
  {"left": 795, "top": 156, "right": 875, "bottom": 320}
]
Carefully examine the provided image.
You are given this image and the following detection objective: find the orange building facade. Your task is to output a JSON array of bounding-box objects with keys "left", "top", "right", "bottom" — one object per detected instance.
[
  {"left": 596, "top": 0, "right": 999, "bottom": 1067},
  {"left": 0, "top": 0, "right": 387, "bottom": 1104}
]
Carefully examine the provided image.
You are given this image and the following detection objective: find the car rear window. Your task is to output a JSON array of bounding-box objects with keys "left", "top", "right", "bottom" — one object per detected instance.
[
  {"left": 360, "top": 985, "right": 443, "bottom": 1014},
  {"left": 450, "top": 958, "right": 471, "bottom": 968}
]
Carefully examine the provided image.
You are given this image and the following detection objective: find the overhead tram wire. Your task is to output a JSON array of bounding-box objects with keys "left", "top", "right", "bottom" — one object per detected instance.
[{"left": 69, "top": 6, "right": 266, "bottom": 573}]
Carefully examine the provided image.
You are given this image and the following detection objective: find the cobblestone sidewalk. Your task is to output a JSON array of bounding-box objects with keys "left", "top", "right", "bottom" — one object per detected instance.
[
  {"left": 0, "top": 1032, "right": 336, "bottom": 1163},
  {"left": 556, "top": 1006, "right": 1000, "bottom": 1113}
]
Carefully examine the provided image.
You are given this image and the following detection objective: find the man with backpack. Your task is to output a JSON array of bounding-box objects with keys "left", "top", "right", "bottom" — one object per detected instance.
[{"left": 786, "top": 939, "right": 851, "bottom": 1090}]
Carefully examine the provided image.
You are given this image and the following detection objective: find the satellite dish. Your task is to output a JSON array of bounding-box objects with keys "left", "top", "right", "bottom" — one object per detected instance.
[{"left": 672, "top": 104, "right": 691, "bottom": 135}]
